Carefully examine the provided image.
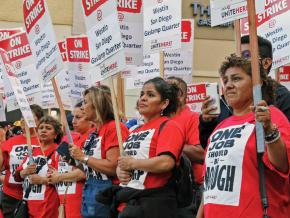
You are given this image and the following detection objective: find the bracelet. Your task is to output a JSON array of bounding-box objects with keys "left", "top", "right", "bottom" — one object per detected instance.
[
  {"left": 264, "top": 125, "right": 278, "bottom": 140},
  {"left": 265, "top": 131, "right": 280, "bottom": 144},
  {"left": 265, "top": 126, "right": 280, "bottom": 144}
]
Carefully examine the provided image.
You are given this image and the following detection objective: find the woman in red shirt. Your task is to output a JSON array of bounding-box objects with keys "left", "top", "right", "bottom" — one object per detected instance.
[
  {"left": 15, "top": 116, "right": 63, "bottom": 218},
  {"left": 69, "top": 85, "right": 129, "bottom": 218},
  {"left": 48, "top": 102, "right": 93, "bottom": 218},
  {"left": 117, "top": 77, "right": 184, "bottom": 218},
  {"left": 0, "top": 104, "right": 44, "bottom": 218}
]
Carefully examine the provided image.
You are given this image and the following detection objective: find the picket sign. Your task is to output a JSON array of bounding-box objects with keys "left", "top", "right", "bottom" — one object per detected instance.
[
  {"left": 23, "top": 0, "right": 74, "bottom": 144},
  {"left": 210, "top": 0, "right": 265, "bottom": 27},
  {"left": 0, "top": 93, "right": 6, "bottom": 121},
  {"left": 81, "top": 0, "right": 127, "bottom": 155},
  {"left": 0, "top": 49, "right": 36, "bottom": 128},
  {"left": 0, "top": 28, "right": 23, "bottom": 41},
  {"left": 163, "top": 19, "right": 194, "bottom": 82},
  {"left": 24, "top": 121, "right": 34, "bottom": 164}
]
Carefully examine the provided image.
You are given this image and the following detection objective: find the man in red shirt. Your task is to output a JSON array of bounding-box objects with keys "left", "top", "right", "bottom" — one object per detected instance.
[{"left": 167, "top": 76, "right": 205, "bottom": 218}]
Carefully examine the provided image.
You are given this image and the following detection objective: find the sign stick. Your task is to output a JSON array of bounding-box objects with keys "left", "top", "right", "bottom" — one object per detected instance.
[
  {"left": 247, "top": 0, "right": 265, "bottom": 153},
  {"left": 234, "top": 20, "right": 241, "bottom": 55},
  {"left": 24, "top": 121, "right": 34, "bottom": 164},
  {"left": 51, "top": 77, "right": 74, "bottom": 144},
  {"left": 160, "top": 51, "right": 165, "bottom": 78},
  {"left": 109, "top": 76, "right": 124, "bottom": 156},
  {"left": 117, "top": 74, "right": 126, "bottom": 118}
]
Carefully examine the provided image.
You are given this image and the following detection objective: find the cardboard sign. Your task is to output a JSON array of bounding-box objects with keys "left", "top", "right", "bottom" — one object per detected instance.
[
  {"left": 164, "top": 19, "right": 194, "bottom": 81},
  {"left": 210, "top": 0, "right": 265, "bottom": 27},
  {"left": 82, "top": 0, "right": 126, "bottom": 80},
  {"left": 240, "top": 0, "right": 290, "bottom": 69},
  {"left": 23, "top": 0, "right": 63, "bottom": 81},
  {"left": 0, "top": 28, "right": 23, "bottom": 41},
  {"left": 118, "top": 0, "right": 143, "bottom": 65},
  {"left": 56, "top": 41, "right": 72, "bottom": 110},
  {"left": 0, "top": 32, "right": 41, "bottom": 97},
  {"left": 66, "top": 36, "right": 92, "bottom": 100},
  {"left": 0, "top": 93, "right": 6, "bottom": 121},
  {"left": 143, "top": 0, "right": 181, "bottom": 54},
  {"left": 278, "top": 66, "right": 290, "bottom": 90},
  {"left": 126, "top": 53, "right": 160, "bottom": 89},
  {"left": 0, "top": 49, "right": 36, "bottom": 127}
]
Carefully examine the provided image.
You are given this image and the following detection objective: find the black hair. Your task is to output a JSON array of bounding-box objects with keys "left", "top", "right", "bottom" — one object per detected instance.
[
  {"left": 143, "top": 77, "right": 179, "bottom": 116},
  {"left": 219, "top": 54, "right": 276, "bottom": 105},
  {"left": 167, "top": 76, "right": 188, "bottom": 106},
  {"left": 38, "top": 116, "right": 63, "bottom": 144},
  {"left": 241, "top": 35, "right": 273, "bottom": 60},
  {"left": 30, "top": 104, "right": 44, "bottom": 120}
]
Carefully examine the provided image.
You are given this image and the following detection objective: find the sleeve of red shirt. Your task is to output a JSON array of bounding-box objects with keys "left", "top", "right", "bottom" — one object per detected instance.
[
  {"left": 1, "top": 139, "right": 10, "bottom": 169},
  {"left": 186, "top": 112, "right": 200, "bottom": 146},
  {"left": 156, "top": 120, "right": 184, "bottom": 161},
  {"left": 103, "top": 122, "right": 129, "bottom": 153},
  {"left": 262, "top": 107, "right": 290, "bottom": 178}
]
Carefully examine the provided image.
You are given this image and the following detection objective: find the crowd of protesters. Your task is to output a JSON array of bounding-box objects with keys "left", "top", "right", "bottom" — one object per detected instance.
[{"left": 0, "top": 35, "right": 288, "bottom": 218}]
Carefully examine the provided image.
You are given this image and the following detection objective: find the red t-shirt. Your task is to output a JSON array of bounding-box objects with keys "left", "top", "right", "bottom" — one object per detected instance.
[
  {"left": 123, "top": 116, "right": 184, "bottom": 189},
  {"left": 203, "top": 106, "right": 290, "bottom": 218},
  {"left": 172, "top": 106, "right": 204, "bottom": 184},
  {"left": 82, "top": 120, "right": 129, "bottom": 182},
  {"left": 56, "top": 130, "right": 91, "bottom": 218},
  {"left": 1, "top": 134, "right": 39, "bottom": 199},
  {"left": 16, "top": 144, "right": 60, "bottom": 218}
]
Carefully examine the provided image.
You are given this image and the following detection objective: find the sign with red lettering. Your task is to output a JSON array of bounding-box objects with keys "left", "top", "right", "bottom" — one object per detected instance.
[
  {"left": 55, "top": 40, "right": 72, "bottom": 110},
  {"left": 278, "top": 66, "right": 290, "bottom": 90},
  {"left": 210, "top": 0, "right": 265, "bottom": 27},
  {"left": 187, "top": 84, "right": 206, "bottom": 104},
  {"left": 126, "top": 53, "right": 160, "bottom": 89},
  {"left": 118, "top": 0, "right": 143, "bottom": 65},
  {"left": 240, "top": 0, "right": 290, "bottom": 69},
  {"left": 0, "top": 49, "right": 36, "bottom": 127},
  {"left": 82, "top": 0, "right": 126, "bottom": 80},
  {"left": 66, "top": 36, "right": 92, "bottom": 99},
  {"left": 118, "top": 0, "right": 142, "bottom": 13},
  {"left": 0, "top": 32, "right": 41, "bottom": 100},
  {"left": 143, "top": 0, "right": 181, "bottom": 54},
  {"left": 164, "top": 19, "right": 194, "bottom": 82},
  {"left": 0, "top": 28, "right": 23, "bottom": 41},
  {"left": 23, "top": 0, "right": 63, "bottom": 82}
]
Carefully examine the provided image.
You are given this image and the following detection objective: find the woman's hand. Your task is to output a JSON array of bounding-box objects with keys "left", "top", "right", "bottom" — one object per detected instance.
[
  {"left": 69, "top": 144, "right": 85, "bottom": 161},
  {"left": 47, "top": 168, "right": 62, "bottom": 184},
  {"left": 20, "top": 164, "right": 37, "bottom": 178},
  {"left": 201, "top": 96, "right": 219, "bottom": 122},
  {"left": 116, "top": 166, "right": 131, "bottom": 185},
  {"left": 29, "top": 174, "right": 48, "bottom": 185},
  {"left": 251, "top": 100, "right": 273, "bottom": 134},
  {"left": 118, "top": 156, "right": 136, "bottom": 171}
]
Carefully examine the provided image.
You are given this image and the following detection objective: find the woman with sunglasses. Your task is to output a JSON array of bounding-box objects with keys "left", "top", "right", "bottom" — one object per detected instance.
[{"left": 69, "top": 85, "right": 129, "bottom": 218}]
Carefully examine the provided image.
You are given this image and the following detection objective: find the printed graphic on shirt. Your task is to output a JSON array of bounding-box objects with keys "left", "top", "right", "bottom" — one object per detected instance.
[
  {"left": 204, "top": 123, "right": 255, "bottom": 206},
  {"left": 23, "top": 155, "right": 50, "bottom": 200},
  {"left": 124, "top": 129, "right": 155, "bottom": 190},
  {"left": 56, "top": 161, "right": 76, "bottom": 195},
  {"left": 83, "top": 136, "right": 108, "bottom": 180},
  {"left": 9, "top": 144, "right": 29, "bottom": 184}
]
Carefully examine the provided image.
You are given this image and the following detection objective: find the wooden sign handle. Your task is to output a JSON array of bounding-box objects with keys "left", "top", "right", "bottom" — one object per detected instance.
[{"left": 109, "top": 76, "right": 125, "bottom": 156}]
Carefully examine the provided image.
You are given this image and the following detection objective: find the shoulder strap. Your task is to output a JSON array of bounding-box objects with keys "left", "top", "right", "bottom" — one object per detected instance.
[{"left": 158, "top": 120, "right": 169, "bottom": 136}]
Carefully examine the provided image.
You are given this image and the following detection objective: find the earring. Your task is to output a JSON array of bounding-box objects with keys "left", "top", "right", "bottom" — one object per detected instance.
[{"left": 160, "top": 110, "right": 163, "bottom": 116}]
